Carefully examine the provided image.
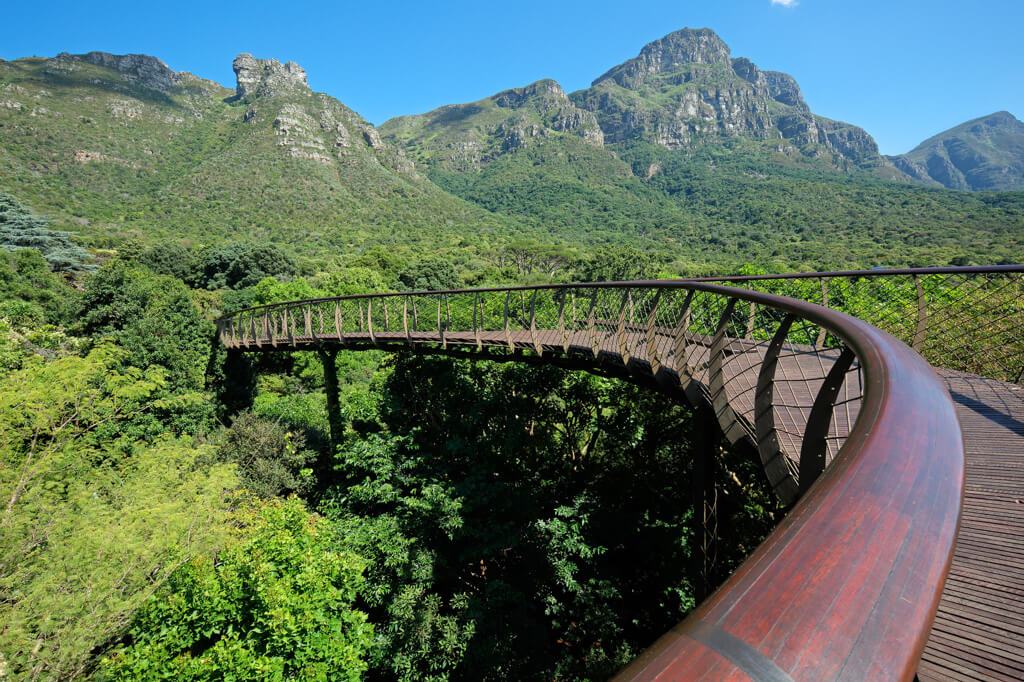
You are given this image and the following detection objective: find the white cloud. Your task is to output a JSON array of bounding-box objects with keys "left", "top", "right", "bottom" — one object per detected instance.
[{"left": 771, "top": 0, "right": 799, "bottom": 7}]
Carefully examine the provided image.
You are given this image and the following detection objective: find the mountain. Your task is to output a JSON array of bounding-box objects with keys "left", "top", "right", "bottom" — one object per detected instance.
[
  {"left": 0, "top": 51, "right": 517, "bottom": 256},
  {"left": 1, "top": 39, "right": 1022, "bottom": 272},
  {"left": 888, "top": 111, "right": 1024, "bottom": 191},
  {"left": 379, "top": 78, "right": 699, "bottom": 246},
  {"left": 380, "top": 28, "right": 1024, "bottom": 268},
  {"left": 383, "top": 28, "right": 884, "bottom": 172},
  {"left": 571, "top": 28, "right": 881, "bottom": 168},
  {"left": 382, "top": 78, "right": 605, "bottom": 171}
]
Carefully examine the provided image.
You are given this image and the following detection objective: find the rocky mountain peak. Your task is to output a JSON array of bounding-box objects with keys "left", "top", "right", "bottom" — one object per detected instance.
[
  {"left": 61, "top": 51, "right": 180, "bottom": 92},
  {"left": 592, "top": 28, "right": 731, "bottom": 89},
  {"left": 492, "top": 79, "right": 567, "bottom": 109},
  {"left": 730, "top": 57, "right": 807, "bottom": 110},
  {"left": 233, "top": 53, "right": 310, "bottom": 99}
]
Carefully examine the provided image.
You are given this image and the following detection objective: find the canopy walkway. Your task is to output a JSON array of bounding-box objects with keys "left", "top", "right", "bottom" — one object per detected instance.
[{"left": 217, "top": 265, "right": 1024, "bottom": 680}]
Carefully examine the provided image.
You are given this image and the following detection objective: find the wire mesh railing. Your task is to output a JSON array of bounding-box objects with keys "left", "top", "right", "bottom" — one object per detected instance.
[
  {"left": 693, "top": 265, "right": 1024, "bottom": 384},
  {"left": 216, "top": 265, "right": 1024, "bottom": 499}
]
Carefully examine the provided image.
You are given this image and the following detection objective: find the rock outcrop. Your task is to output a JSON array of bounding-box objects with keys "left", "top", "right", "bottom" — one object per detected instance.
[
  {"left": 56, "top": 52, "right": 181, "bottom": 92},
  {"left": 230, "top": 54, "right": 417, "bottom": 173},
  {"left": 592, "top": 28, "right": 732, "bottom": 89},
  {"left": 232, "top": 53, "right": 310, "bottom": 99}
]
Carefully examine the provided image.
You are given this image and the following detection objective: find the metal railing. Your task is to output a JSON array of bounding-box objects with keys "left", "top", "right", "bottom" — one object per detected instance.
[
  {"left": 217, "top": 282, "right": 868, "bottom": 502},
  {"left": 690, "top": 265, "right": 1024, "bottom": 384},
  {"left": 217, "top": 272, "right": 971, "bottom": 679}
]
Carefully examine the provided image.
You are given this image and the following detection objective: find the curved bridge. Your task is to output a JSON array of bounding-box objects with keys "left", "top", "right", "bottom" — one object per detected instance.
[{"left": 217, "top": 265, "right": 1024, "bottom": 681}]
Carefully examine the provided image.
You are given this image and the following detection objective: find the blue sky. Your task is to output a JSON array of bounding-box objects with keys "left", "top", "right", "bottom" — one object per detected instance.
[{"left": 2, "top": 0, "right": 1021, "bottom": 154}]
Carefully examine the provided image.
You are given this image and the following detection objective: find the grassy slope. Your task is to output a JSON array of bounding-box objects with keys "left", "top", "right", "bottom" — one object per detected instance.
[
  {"left": 1, "top": 54, "right": 1021, "bottom": 273},
  {"left": 0, "top": 56, "right": 526, "bottom": 260}
]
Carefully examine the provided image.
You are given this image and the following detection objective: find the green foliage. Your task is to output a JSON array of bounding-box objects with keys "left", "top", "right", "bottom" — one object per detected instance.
[
  {"left": 397, "top": 256, "right": 463, "bottom": 291},
  {"left": 199, "top": 242, "right": 299, "bottom": 290},
  {"left": 319, "top": 356, "right": 779, "bottom": 680},
  {"left": 218, "top": 411, "right": 317, "bottom": 498},
  {"left": 613, "top": 139, "right": 1024, "bottom": 268},
  {"left": 136, "top": 241, "right": 202, "bottom": 282},
  {"left": 499, "top": 239, "right": 577, "bottom": 280},
  {"left": 426, "top": 140, "right": 695, "bottom": 253},
  {"left": 316, "top": 267, "right": 390, "bottom": 297},
  {"left": 0, "top": 191, "right": 93, "bottom": 272},
  {"left": 0, "top": 344, "right": 237, "bottom": 679},
  {"left": 101, "top": 496, "right": 373, "bottom": 682},
  {"left": 320, "top": 434, "right": 474, "bottom": 682},
  {"left": 346, "top": 246, "right": 408, "bottom": 282},
  {"left": 79, "top": 262, "right": 214, "bottom": 397},
  {"left": 576, "top": 244, "right": 660, "bottom": 282},
  {"left": 0, "top": 248, "right": 82, "bottom": 325},
  {"left": 0, "top": 316, "right": 82, "bottom": 375}
]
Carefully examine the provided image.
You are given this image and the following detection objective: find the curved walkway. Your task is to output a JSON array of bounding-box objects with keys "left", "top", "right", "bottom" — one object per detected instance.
[{"left": 216, "top": 272, "right": 1024, "bottom": 680}]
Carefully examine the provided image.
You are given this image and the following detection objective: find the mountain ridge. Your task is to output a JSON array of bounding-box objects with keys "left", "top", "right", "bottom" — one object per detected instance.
[
  {"left": 1, "top": 37, "right": 1022, "bottom": 272},
  {"left": 0, "top": 50, "right": 520, "bottom": 258},
  {"left": 886, "top": 111, "right": 1024, "bottom": 191}
]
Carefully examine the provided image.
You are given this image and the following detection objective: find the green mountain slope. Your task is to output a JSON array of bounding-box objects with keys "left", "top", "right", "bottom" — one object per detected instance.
[
  {"left": 381, "top": 80, "right": 698, "bottom": 248},
  {"left": 381, "top": 28, "right": 1023, "bottom": 268},
  {"left": 1, "top": 38, "right": 1021, "bottom": 273},
  {"left": 888, "top": 111, "right": 1024, "bottom": 191},
  {"left": 0, "top": 52, "right": 520, "bottom": 256}
]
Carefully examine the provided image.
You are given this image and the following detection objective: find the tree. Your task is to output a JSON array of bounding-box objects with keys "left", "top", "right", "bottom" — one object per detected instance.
[
  {"left": 575, "top": 245, "right": 657, "bottom": 282},
  {"left": 217, "top": 410, "right": 317, "bottom": 499},
  {"left": 0, "top": 249, "right": 81, "bottom": 325},
  {"left": 318, "top": 267, "right": 389, "bottom": 296},
  {"left": 397, "top": 256, "right": 463, "bottom": 291},
  {"left": 102, "top": 497, "right": 373, "bottom": 682},
  {"left": 0, "top": 192, "right": 93, "bottom": 273},
  {"left": 0, "top": 344, "right": 237, "bottom": 679},
  {"left": 78, "top": 263, "right": 214, "bottom": 397},
  {"left": 136, "top": 242, "right": 201, "bottom": 283},
  {"left": 323, "top": 354, "right": 781, "bottom": 680},
  {"left": 199, "top": 242, "right": 299, "bottom": 290}
]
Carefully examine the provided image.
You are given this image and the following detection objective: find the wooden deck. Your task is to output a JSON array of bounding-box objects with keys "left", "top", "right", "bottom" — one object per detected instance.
[{"left": 919, "top": 371, "right": 1024, "bottom": 682}]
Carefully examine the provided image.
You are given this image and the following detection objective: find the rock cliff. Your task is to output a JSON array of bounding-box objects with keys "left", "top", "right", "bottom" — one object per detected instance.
[
  {"left": 230, "top": 53, "right": 416, "bottom": 173},
  {"left": 232, "top": 53, "right": 310, "bottom": 100},
  {"left": 62, "top": 51, "right": 182, "bottom": 92}
]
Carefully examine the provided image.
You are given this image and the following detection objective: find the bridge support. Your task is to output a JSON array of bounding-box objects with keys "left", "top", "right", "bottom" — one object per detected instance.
[
  {"left": 217, "top": 348, "right": 256, "bottom": 418},
  {"left": 319, "top": 348, "right": 343, "bottom": 456},
  {"left": 690, "top": 404, "right": 719, "bottom": 603}
]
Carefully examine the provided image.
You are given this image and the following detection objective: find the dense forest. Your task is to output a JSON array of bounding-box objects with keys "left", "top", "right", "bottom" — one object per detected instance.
[{"left": 0, "top": 191, "right": 786, "bottom": 680}]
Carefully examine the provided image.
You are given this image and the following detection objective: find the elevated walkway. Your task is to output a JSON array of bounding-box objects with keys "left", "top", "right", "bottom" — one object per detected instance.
[{"left": 217, "top": 266, "right": 1024, "bottom": 680}]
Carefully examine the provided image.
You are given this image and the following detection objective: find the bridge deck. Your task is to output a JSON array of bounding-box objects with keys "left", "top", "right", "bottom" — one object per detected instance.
[
  {"left": 225, "top": 325, "right": 1022, "bottom": 678},
  {"left": 919, "top": 372, "right": 1024, "bottom": 682}
]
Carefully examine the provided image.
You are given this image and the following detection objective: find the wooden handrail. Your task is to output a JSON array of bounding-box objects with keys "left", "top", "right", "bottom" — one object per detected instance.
[
  {"left": 217, "top": 279, "right": 966, "bottom": 680},
  {"left": 610, "top": 285, "right": 964, "bottom": 681}
]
